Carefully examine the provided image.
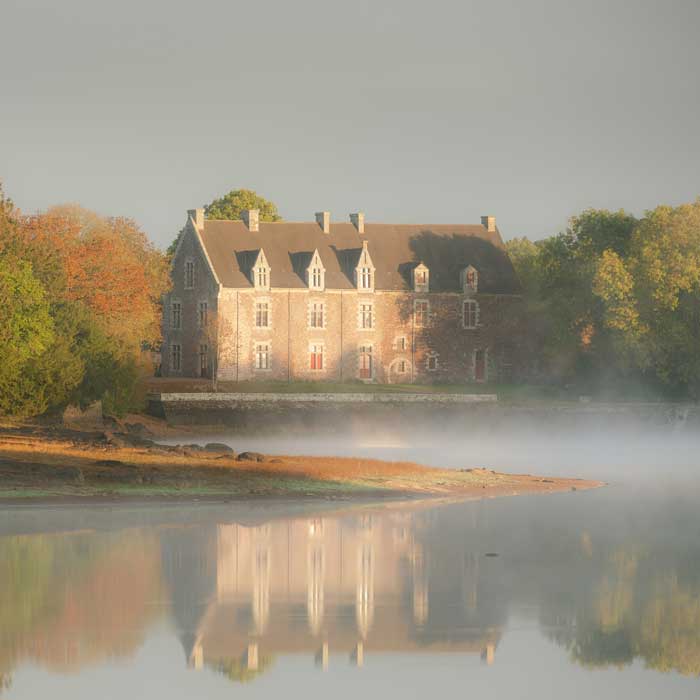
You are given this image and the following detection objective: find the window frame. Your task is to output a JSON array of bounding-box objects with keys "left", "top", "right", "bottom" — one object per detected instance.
[
  {"left": 254, "top": 341, "right": 271, "bottom": 371},
  {"left": 199, "top": 343, "right": 208, "bottom": 375},
  {"left": 171, "top": 301, "right": 182, "bottom": 330},
  {"left": 426, "top": 354, "right": 438, "bottom": 372},
  {"left": 184, "top": 259, "right": 195, "bottom": 290},
  {"left": 309, "top": 342, "right": 325, "bottom": 371},
  {"left": 359, "top": 344, "right": 374, "bottom": 379},
  {"left": 308, "top": 300, "right": 325, "bottom": 329},
  {"left": 170, "top": 343, "right": 182, "bottom": 372},
  {"left": 198, "top": 300, "right": 208, "bottom": 328},
  {"left": 462, "top": 299, "right": 480, "bottom": 329},
  {"left": 255, "top": 299, "right": 271, "bottom": 329},
  {"left": 359, "top": 301, "right": 374, "bottom": 330},
  {"left": 414, "top": 299, "right": 430, "bottom": 327}
]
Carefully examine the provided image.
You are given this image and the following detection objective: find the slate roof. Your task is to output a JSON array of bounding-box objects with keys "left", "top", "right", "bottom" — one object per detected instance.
[{"left": 198, "top": 219, "right": 521, "bottom": 294}]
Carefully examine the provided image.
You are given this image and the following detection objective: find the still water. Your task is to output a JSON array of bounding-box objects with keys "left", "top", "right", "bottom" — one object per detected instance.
[{"left": 1, "top": 429, "right": 700, "bottom": 698}]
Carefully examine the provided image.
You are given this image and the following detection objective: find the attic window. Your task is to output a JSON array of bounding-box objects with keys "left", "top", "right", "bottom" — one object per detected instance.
[
  {"left": 358, "top": 267, "right": 372, "bottom": 290},
  {"left": 306, "top": 250, "right": 325, "bottom": 291},
  {"left": 461, "top": 266, "right": 478, "bottom": 294},
  {"left": 355, "top": 241, "right": 375, "bottom": 292},
  {"left": 413, "top": 264, "right": 429, "bottom": 293},
  {"left": 252, "top": 249, "right": 271, "bottom": 291},
  {"left": 256, "top": 267, "right": 268, "bottom": 289}
]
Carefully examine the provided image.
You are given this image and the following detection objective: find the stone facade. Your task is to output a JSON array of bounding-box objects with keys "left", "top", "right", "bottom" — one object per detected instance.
[{"left": 161, "top": 209, "right": 524, "bottom": 384}]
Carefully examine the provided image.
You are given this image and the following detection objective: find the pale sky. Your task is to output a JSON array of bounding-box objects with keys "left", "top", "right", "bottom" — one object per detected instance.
[{"left": 2, "top": 0, "right": 699, "bottom": 248}]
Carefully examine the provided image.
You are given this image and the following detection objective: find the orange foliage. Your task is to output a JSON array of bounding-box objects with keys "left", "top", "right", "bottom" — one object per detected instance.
[{"left": 17, "top": 206, "right": 170, "bottom": 350}]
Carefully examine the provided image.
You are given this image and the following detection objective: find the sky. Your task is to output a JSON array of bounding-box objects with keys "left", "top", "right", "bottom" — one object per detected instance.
[{"left": 2, "top": 0, "right": 699, "bottom": 249}]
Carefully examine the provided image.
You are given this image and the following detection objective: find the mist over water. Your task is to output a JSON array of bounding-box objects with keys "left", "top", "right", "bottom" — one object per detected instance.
[
  {"left": 168, "top": 409, "right": 700, "bottom": 485},
  {"left": 2, "top": 412, "right": 700, "bottom": 698}
]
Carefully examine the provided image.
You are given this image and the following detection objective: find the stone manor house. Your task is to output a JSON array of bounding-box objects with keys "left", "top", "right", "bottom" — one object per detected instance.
[{"left": 162, "top": 208, "right": 523, "bottom": 384}]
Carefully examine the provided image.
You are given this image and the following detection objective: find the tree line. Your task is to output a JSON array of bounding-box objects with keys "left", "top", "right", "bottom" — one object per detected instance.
[
  {"left": 2, "top": 183, "right": 698, "bottom": 416},
  {"left": 0, "top": 187, "right": 280, "bottom": 417},
  {"left": 0, "top": 186, "right": 170, "bottom": 416},
  {"left": 506, "top": 200, "right": 700, "bottom": 399}
]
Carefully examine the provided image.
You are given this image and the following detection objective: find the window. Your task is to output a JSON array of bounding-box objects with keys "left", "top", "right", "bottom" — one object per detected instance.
[
  {"left": 198, "top": 301, "right": 208, "bottom": 327},
  {"left": 359, "top": 345, "right": 373, "bottom": 379},
  {"left": 254, "top": 342, "right": 270, "bottom": 370},
  {"left": 462, "top": 265, "right": 478, "bottom": 294},
  {"left": 310, "top": 343, "right": 324, "bottom": 370},
  {"left": 414, "top": 300, "right": 430, "bottom": 327},
  {"left": 427, "top": 354, "right": 438, "bottom": 371},
  {"left": 171, "top": 302, "right": 181, "bottom": 329},
  {"left": 252, "top": 250, "right": 271, "bottom": 290},
  {"left": 359, "top": 267, "right": 373, "bottom": 290},
  {"left": 396, "top": 336, "right": 407, "bottom": 351},
  {"left": 170, "top": 344, "right": 181, "bottom": 371},
  {"left": 397, "top": 359, "right": 407, "bottom": 374},
  {"left": 306, "top": 250, "right": 325, "bottom": 291},
  {"left": 199, "top": 344, "right": 208, "bottom": 375},
  {"left": 255, "top": 301, "right": 270, "bottom": 328},
  {"left": 185, "top": 260, "right": 195, "bottom": 289},
  {"left": 355, "top": 241, "right": 375, "bottom": 291},
  {"left": 359, "top": 303, "right": 373, "bottom": 329},
  {"left": 462, "top": 299, "right": 479, "bottom": 329},
  {"left": 309, "top": 302, "right": 325, "bottom": 328},
  {"left": 413, "top": 264, "right": 429, "bottom": 292}
]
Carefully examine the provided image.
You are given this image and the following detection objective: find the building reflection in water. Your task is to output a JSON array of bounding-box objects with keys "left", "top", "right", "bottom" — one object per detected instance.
[{"left": 169, "top": 508, "right": 503, "bottom": 677}]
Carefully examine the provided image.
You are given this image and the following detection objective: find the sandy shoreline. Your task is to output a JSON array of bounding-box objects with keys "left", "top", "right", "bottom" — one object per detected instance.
[{"left": 0, "top": 422, "right": 604, "bottom": 504}]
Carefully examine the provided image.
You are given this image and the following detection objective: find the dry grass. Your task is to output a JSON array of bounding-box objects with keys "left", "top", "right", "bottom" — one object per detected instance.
[{"left": 0, "top": 430, "right": 603, "bottom": 502}]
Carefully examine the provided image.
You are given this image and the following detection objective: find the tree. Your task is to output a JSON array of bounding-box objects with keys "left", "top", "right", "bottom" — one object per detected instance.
[
  {"left": 168, "top": 188, "right": 281, "bottom": 260},
  {"left": 593, "top": 199, "right": 700, "bottom": 397},
  {"left": 0, "top": 257, "right": 55, "bottom": 415},
  {"left": 205, "top": 188, "right": 281, "bottom": 222},
  {"left": 19, "top": 206, "right": 170, "bottom": 351},
  {"left": 514, "top": 210, "right": 638, "bottom": 385}
]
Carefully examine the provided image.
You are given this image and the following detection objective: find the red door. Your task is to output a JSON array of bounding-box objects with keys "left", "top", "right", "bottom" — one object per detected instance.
[{"left": 474, "top": 350, "right": 486, "bottom": 382}]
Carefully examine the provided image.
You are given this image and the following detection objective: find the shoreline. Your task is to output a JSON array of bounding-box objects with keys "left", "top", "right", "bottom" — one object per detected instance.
[{"left": 0, "top": 422, "right": 604, "bottom": 504}]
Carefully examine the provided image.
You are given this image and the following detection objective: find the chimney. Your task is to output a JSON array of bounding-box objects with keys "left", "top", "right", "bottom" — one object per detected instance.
[
  {"left": 242, "top": 209, "right": 259, "bottom": 232},
  {"left": 315, "top": 211, "right": 330, "bottom": 234},
  {"left": 188, "top": 208, "right": 204, "bottom": 231},
  {"left": 350, "top": 212, "right": 365, "bottom": 234},
  {"left": 481, "top": 215, "right": 496, "bottom": 233}
]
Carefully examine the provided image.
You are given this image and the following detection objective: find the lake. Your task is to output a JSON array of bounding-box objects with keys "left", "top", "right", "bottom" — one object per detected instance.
[{"left": 1, "top": 423, "right": 699, "bottom": 698}]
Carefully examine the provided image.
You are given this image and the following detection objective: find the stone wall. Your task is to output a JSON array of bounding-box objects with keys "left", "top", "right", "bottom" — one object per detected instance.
[
  {"left": 161, "top": 222, "right": 219, "bottom": 378},
  {"left": 215, "top": 288, "right": 524, "bottom": 384}
]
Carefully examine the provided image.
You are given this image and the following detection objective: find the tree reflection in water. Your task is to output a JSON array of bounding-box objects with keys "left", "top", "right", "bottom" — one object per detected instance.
[{"left": 1, "top": 486, "right": 700, "bottom": 685}]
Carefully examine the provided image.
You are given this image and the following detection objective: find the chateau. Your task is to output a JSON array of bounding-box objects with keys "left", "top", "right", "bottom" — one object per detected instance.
[{"left": 162, "top": 208, "right": 523, "bottom": 384}]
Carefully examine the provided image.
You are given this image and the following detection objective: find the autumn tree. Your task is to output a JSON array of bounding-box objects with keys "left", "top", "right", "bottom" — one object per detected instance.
[{"left": 0, "top": 185, "right": 170, "bottom": 416}]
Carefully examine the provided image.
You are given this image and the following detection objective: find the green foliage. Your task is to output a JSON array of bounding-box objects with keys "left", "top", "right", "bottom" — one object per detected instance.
[
  {"left": 592, "top": 200, "right": 700, "bottom": 397},
  {"left": 204, "top": 188, "right": 281, "bottom": 222},
  {"left": 0, "top": 184, "right": 165, "bottom": 417},
  {"left": 167, "top": 189, "right": 281, "bottom": 256},
  {"left": 0, "top": 257, "right": 55, "bottom": 415}
]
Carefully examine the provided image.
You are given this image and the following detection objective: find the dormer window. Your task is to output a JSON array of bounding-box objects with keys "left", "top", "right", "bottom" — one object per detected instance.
[
  {"left": 359, "top": 267, "right": 372, "bottom": 289},
  {"left": 306, "top": 250, "right": 325, "bottom": 291},
  {"left": 461, "top": 265, "right": 478, "bottom": 294},
  {"left": 413, "top": 263, "right": 429, "bottom": 293},
  {"left": 355, "top": 241, "right": 375, "bottom": 292},
  {"left": 252, "top": 249, "right": 271, "bottom": 291}
]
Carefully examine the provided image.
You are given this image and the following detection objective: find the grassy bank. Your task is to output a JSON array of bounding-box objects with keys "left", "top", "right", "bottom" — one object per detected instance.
[{"left": 0, "top": 424, "right": 602, "bottom": 502}]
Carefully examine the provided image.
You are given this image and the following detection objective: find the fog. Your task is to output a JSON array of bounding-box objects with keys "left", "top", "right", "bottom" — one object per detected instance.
[{"left": 163, "top": 409, "right": 700, "bottom": 485}]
